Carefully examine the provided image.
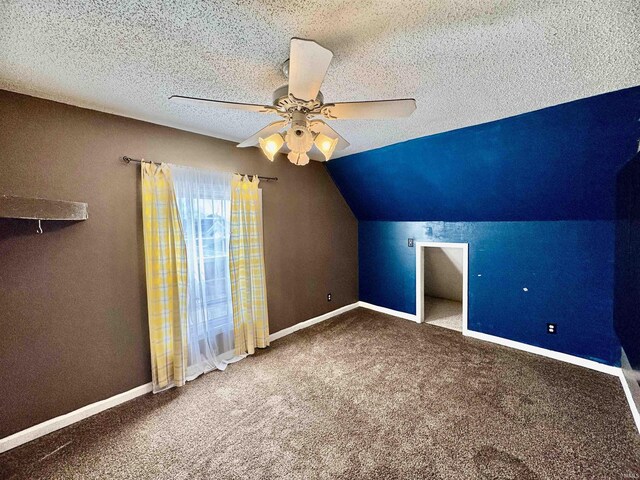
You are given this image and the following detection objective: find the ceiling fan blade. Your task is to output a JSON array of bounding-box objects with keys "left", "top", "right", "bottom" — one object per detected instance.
[
  {"left": 306, "top": 146, "right": 327, "bottom": 162},
  {"left": 237, "top": 120, "right": 288, "bottom": 148},
  {"left": 322, "top": 99, "right": 416, "bottom": 119},
  {"left": 288, "top": 38, "right": 333, "bottom": 102},
  {"left": 309, "top": 120, "right": 350, "bottom": 151},
  {"left": 169, "top": 95, "right": 277, "bottom": 113}
]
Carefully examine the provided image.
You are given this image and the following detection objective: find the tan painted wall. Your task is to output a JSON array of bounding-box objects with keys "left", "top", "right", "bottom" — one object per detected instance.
[
  {"left": 0, "top": 90, "right": 358, "bottom": 438},
  {"left": 424, "top": 247, "right": 463, "bottom": 302}
]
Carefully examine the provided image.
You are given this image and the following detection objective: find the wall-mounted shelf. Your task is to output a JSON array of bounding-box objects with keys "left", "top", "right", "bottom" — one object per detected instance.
[{"left": 0, "top": 195, "right": 88, "bottom": 221}]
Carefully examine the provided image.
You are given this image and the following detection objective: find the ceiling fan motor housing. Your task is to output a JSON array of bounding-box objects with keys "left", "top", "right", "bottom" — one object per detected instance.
[{"left": 272, "top": 85, "right": 324, "bottom": 112}]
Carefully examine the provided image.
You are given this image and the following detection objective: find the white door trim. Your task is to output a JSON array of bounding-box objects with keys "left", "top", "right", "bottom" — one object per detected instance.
[{"left": 415, "top": 241, "right": 469, "bottom": 333}]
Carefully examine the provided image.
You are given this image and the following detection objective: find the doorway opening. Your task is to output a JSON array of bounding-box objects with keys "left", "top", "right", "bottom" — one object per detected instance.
[{"left": 416, "top": 242, "right": 468, "bottom": 333}]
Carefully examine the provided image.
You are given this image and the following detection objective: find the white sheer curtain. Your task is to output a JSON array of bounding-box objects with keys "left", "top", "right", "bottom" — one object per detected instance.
[{"left": 171, "top": 165, "right": 245, "bottom": 381}]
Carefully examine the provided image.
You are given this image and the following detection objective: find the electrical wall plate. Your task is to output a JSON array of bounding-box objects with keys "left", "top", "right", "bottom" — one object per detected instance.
[
  {"left": 547, "top": 323, "right": 557, "bottom": 334},
  {"left": 408, "top": 238, "right": 414, "bottom": 247},
  {"left": 327, "top": 293, "right": 332, "bottom": 302}
]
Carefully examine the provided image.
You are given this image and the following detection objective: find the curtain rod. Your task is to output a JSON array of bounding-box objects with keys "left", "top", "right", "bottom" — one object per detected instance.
[{"left": 121, "top": 156, "right": 278, "bottom": 181}]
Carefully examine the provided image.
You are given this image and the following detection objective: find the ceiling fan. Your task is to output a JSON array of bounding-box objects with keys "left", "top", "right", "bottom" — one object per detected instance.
[{"left": 170, "top": 38, "right": 416, "bottom": 165}]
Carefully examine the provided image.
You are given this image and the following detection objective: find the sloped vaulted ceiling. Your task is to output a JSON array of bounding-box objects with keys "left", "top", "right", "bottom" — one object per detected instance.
[
  {"left": 0, "top": 1, "right": 638, "bottom": 158},
  {"left": 326, "top": 86, "right": 640, "bottom": 221}
]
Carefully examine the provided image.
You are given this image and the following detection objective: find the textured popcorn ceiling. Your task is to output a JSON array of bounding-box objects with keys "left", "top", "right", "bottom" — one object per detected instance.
[{"left": 1, "top": 1, "right": 639, "bottom": 158}]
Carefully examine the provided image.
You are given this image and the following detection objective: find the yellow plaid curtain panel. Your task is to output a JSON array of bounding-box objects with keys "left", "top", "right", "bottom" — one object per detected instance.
[
  {"left": 230, "top": 175, "right": 270, "bottom": 355},
  {"left": 141, "top": 163, "right": 188, "bottom": 392}
]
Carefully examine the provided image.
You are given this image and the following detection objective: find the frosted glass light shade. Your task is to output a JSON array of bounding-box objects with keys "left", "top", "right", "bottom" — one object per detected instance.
[
  {"left": 287, "top": 151, "right": 310, "bottom": 166},
  {"left": 258, "top": 133, "right": 285, "bottom": 161},
  {"left": 314, "top": 133, "right": 339, "bottom": 161},
  {"left": 285, "top": 126, "right": 314, "bottom": 153}
]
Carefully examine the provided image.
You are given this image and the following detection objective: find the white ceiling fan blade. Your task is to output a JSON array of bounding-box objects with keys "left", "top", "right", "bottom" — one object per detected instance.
[
  {"left": 169, "top": 95, "right": 277, "bottom": 113},
  {"left": 309, "top": 120, "right": 350, "bottom": 151},
  {"left": 237, "top": 120, "right": 288, "bottom": 148},
  {"left": 306, "top": 145, "right": 327, "bottom": 162},
  {"left": 322, "top": 99, "right": 416, "bottom": 119},
  {"left": 288, "top": 38, "right": 333, "bottom": 102}
]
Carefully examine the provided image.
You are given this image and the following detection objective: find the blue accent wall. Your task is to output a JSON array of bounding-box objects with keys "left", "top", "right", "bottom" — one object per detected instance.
[
  {"left": 360, "top": 221, "right": 619, "bottom": 365},
  {"left": 615, "top": 153, "right": 640, "bottom": 371},
  {"left": 328, "top": 87, "right": 640, "bottom": 222},
  {"left": 327, "top": 87, "right": 640, "bottom": 367}
]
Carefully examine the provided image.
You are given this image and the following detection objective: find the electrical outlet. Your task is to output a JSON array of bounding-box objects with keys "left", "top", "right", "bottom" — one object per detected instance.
[
  {"left": 408, "top": 238, "right": 414, "bottom": 247},
  {"left": 327, "top": 293, "right": 332, "bottom": 302},
  {"left": 547, "top": 323, "right": 557, "bottom": 334}
]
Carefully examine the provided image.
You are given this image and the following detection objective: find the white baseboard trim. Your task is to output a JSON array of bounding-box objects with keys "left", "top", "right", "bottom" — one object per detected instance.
[
  {"left": 4, "top": 303, "right": 637, "bottom": 453},
  {"left": 463, "top": 330, "right": 620, "bottom": 376},
  {"left": 0, "top": 304, "right": 360, "bottom": 455},
  {"left": 269, "top": 302, "right": 360, "bottom": 342},
  {"left": 620, "top": 349, "right": 640, "bottom": 433},
  {"left": 357, "top": 302, "right": 619, "bottom": 375},
  {"left": 357, "top": 301, "right": 639, "bottom": 434},
  {"left": 357, "top": 301, "right": 419, "bottom": 323},
  {"left": 0, "top": 382, "right": 153, "bottom": 454}
]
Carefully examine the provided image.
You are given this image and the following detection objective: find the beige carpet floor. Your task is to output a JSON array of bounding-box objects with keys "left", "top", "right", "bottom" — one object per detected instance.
[
  {"left": 424, "top": 296, "right": 463, "bottom": 332},
  {"left": 1, "top": 308, "right": 639, "bottom": 479}
]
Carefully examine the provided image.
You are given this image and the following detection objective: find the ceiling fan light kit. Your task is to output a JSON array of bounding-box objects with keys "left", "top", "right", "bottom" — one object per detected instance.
[
  {"left": 170, "top": 38, "right": 416, "bottom": 166},
  {"left": 314, "top": 133, "right": 339, "bottom": 161},
  {"left": 287, "top": 151, "right": 310, "bottom": 166},
  {"left": 258, "top": 133, "right": 285, "bottom": 161}
]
